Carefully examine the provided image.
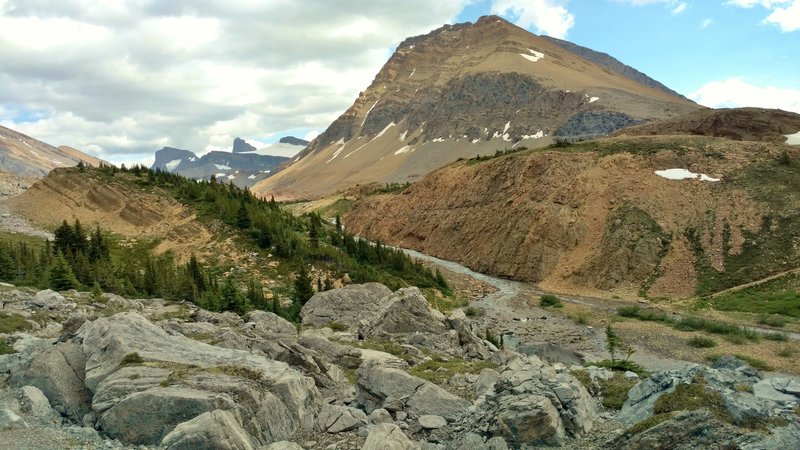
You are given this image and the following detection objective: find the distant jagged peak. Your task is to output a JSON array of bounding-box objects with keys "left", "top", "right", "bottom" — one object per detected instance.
[
  {"left": 232, "top": 137, "right": 257, "bottom": 153},
  {"left": 279, "top": 136, "right": 309, "bottom": 147}
]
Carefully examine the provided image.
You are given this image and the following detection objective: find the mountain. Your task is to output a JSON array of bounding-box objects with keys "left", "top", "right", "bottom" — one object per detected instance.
[
  {"left": 343, "top": 108, "right": 800, "bottom": 300},
  {"left": 252, "top": 15, "right": 699, "bottom": 200},
  {"left": 150, "top": 138, "right": 290, "bottom": 188},
  {"left": 0, "top": 125, "right": 105, "bottom": 177},
  {"left": 232, "top": 137, "right": 257, "bottom": 153}
]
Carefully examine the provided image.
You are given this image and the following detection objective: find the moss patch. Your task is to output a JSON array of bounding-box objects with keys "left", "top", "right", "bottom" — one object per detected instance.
[
  {"left": 653, "top": 375, "right": 732, "bottom": 424},
  {"left": 626, "top": 413, "right": 674, "bottom": 435},
  {"left": 0, "top": 312, "right": 33, "bottom": 333},
  {"left": 408, "top": 357, "right": 497, "bottom": 386}
]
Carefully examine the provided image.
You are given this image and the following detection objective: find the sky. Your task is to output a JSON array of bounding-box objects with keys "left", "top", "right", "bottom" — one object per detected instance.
[{"left": 0, "top": 0, "right": 798, "bottom": 167}]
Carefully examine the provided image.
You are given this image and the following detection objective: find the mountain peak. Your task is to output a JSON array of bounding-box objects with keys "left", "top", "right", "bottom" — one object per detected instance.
[
  {"left": 232, "top": 137, "right": 257, "bottom": 153},
  {"left": 254, "top": 17, "right": 698, "bottom": 200}
]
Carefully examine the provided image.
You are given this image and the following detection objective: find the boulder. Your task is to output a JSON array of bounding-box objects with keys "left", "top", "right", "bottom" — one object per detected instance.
[
  {"left": 753, "top": 377, "right": 800, "bottom": 403},
  {"left": 297, "top": 333, "right": 363, "bottom": 369},
  {"left": 362, "top": 288, "right": 448, "bottom": 338},
  {"left": 32, "top": 289, "right": 65, "bottom": 309},
  {"left": 474, "top": 368, "right": 500, "bottom": 397},
  {"left": 9, "top": 342, "right": 91, "bottom": 422},
  {"left": 316, "top": 404, "right": 368, "bottom": 433},
  {"left": 516, "top": 342, "right": 584, "bottom": 366},
  {"left": 361, "top": 423, "right": 420, "bottom": 450},
  {"left": 76, "top": 313, "right": 321, "bottom": 445},
  {"left": 246, "top": 311, "right": 297, "bottom": 338},
  {"left": 368, "top": 408, "right": 393, "bottom": 424},
  {"left": 76, "top": 312, "right": 294, "bottom": 391},
  {"left": 356, "top": 361, "right": 469, "bottom": 420},
  {"left": 0, "top": 408, "right": 28, "bottom": 431},
  {"left": 489, "top": 395, "right": 565, "bottom": 446},
  {"left": 301, "top": 283, "right": 392, "bottom": 328},
  {"left": 618, "top": 363, "right": 760, "bottom": 426},
  {"left": 160, "top": 409, "right": 256, "bottom": 450},
  {"left": 19, "top": 385, "right": 56, "bottom": 420},
  {"left": 418, "top": 415, "right": 447, "bottom": 429},
  {"left": 97, "top": 387, "right": 236, "bottom": 445}
]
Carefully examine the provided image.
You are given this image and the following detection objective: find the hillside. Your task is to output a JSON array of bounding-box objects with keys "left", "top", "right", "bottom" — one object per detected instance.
[
  {"left": 344, "top": 129, "right": 800, "bottom": 300},
  {"left": 616, "top": 107, "right": 800, "bottom": 142},
  {"left": 0, "top": 125, "right": 105, "bottom": 177},
  {"left": 253, "top": 15, "right": 699, "bottom": 200}
]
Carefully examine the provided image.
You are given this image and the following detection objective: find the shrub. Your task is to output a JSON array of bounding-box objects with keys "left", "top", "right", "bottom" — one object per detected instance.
[
  {"left": 0, "top": 339, "right": 14, "bottom": 355},
  {"left": 687, "top": 336, "right": 716, "bottom": 348},
  {"left": 617, "top": 306, "right": 640, "bottom": 317},
  {"left": 757, "top": 314, "right": 787, "bottom": 328},
  {"left": 764, "top": 332, "right": 788, "bottom": 341},
  {"left": 777, "top": 346, "right": 796, "bottom": 358},
  {"left": 540, "top": 294, "right": 563, "bottom": 308},
  {"left": 626, "top": 413, "right": 673, "bottom": 435},
  {"left": 324, "top": 321, "right": 348, "bottom": 332},
  {"left": 118, "top": 352, "right": 144, "bottom": 367},
  {"left": 464, "top": 306, "right": 485, "bottom": 317},
  {"left": 653, "top": 375, "right": 732, "bottom": 423},
  {"left": 601, "top": 372, "right": 639, "bottom": 409},
  {"left": 0, "top": 312, "right": 33, "bottom": 334}
]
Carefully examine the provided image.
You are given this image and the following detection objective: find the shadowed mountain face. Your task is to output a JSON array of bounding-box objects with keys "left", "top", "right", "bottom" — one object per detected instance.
[
  {"left": 151, "top": 141, "right": 290, "bottom": 189},
  {"left": 253, "top": 15, "right": 699, "bottom": 200},
  {"left": 0, "top": 125, "right": 105, "bottom": 177}
]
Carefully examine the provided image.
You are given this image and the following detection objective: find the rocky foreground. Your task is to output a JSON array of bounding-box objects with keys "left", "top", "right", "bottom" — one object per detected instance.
[{"left": 1, "top": 283, "right": 799, "bottom": 449}]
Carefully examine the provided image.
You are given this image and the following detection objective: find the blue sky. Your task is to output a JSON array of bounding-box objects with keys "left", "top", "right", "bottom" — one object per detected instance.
[{"left": 0, "top": 0, "right": 798, "bottom": 166}]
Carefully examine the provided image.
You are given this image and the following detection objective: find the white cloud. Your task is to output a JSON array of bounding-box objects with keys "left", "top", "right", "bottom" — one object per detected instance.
[
  {"left": 0, "top": 0, "right": 472, "bottom": 164},
  {"left": 764, "top": 0, "right": 800, "bottom": 31},
  {"left": 689, "top": 77, "right": 800, "bottom": 113},
  {"left": 490, "top": 0, "right": 575, "bottom": 38},
  {"left": 700, "top": 18, "right": 714, "bottom": 28},
  {"left": 727, "top": 0, "right": 799, "bottom": 32},
  {"left": 672, "top": 2, "right": 688, "bottom": 14}
]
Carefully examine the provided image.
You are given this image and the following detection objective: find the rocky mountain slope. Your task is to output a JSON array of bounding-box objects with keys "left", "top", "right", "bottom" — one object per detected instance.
[
  {"left": 5, "top": 168, "right": 233, "bottom": 262},
  {"left": 151, "top": 138, "right": 292, "bottom": 188},
  {"left": 0, "top": 125, "right": 105, "bottom": 178},
  {"left": 616, "top": 107, "right": 800, "bottom": 142},
  {"left": 253, "top": 15, "right": 699, "bottom": 200},
  {"left": 1, "top": 284, "right": 798, "bottom": 449},
  {"left": 344, "top": 114, "right": 800, "bottom": 299}
]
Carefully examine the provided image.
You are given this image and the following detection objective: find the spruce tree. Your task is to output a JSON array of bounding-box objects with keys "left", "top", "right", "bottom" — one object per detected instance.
[
  {"left": 236, "top": 202, "right": 251, "bottom": 229},
  {"left": 293, "top": 264, "right": 314, "bottom": 305},
  {"left": 606, "top": 325, "right": 622, "bottom": 361},
  {"left": 48, "top": 250, "right": 79, "bottom": 291}
]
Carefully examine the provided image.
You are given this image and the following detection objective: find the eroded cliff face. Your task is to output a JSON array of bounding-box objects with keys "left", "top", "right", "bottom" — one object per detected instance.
[
  {"left": 344, "top": 136, "right": 795, "bottom": 298},
  {"left": 6, "top": 168, "right": 231, "bottom": 262}
]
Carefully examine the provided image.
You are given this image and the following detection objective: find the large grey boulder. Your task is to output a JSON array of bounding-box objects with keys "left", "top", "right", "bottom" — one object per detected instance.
[
  {"left": 418, "top": 414, "right": 447, "bottom": 429},
  {"left": 301, "top": 283, "right": 392, "bottom": 328},
  {"left": 316, "top": 404, "right": 368, "bottom": 433},
  {"left": 76, "top": 312, "right": 294, "bottom": 390},
  {"left": 19, "top": 385, "right": 56, "bottom": 421},
  {"left": 361, "top": 423, "right": 420, "bottom": 450},
  {"left": 32, "top": 289, "right": 66, "bottom": 310},
  {"left": 361, "top": 287, "right": 448, "bottom": 338},
  {"left": 9, "top": 342, "right": 91, "bottom": 422},
  {"left": 465, "top": 354, "right": 595, "bottom": 446},
  {"left": 160, "top": 409, "right": 256, "bottom": 450},
  {"left": 618, "top": 363, "right": 761, "bottom": 426},
  {"left": 753, "top": 377, "right": 800, "bottom": 403},
  {"left": 97, "top": 387, "right": 236, "bottom": 445},
  {"left": 297, "top": 333, "right": 363, "bottom": 369},
  {"left": 264, "top": 443, "right": 304, "bottom": 450},
  {"left": 356, "top": 361, "right": 469, "bottom": 421},
  {"left": 489, "top": 395, "right": 564, "bottom": 446},
  {"left": 246, "top": 311, "right": 297, "bottom": 339},
  {"left": 76, "top": 313, "right": 321, "bottom": 445}
]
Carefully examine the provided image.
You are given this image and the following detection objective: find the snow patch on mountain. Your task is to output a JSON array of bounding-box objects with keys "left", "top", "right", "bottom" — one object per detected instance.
[
  {"left": 655, "top": 168, "right": 720, "bottom": 182},
  {"left": 214, "top": 163, "right": 231, "bottom": 171},
  {"left": 165, "top": 159, "right": 182, "bottom": 171},
  {"left": 520, "top": 49, "right": 544, "bottom": 62},
  {"left": 394, "top": 145, "right": 413, "bottom": 155}
]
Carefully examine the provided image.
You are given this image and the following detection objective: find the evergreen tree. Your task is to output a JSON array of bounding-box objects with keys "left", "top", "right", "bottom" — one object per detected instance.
[
  {"left": 0, "top": 246, "right": 15, "bottom": 282},
  {"left": 335, "top": 214, "right": 342, "bottom": 234},
  {"left": 606, "top": 325, "right": 622, "bottom": 361},
  {"left": 247, "top": 278, "right": 265, "bottom": 310},
  {"left": 323, "top": 277, "right": 334, "bottom": 291},
  {"left": 48, "top": 250, "right": 79, "bottom": 291},
  {"left": 308, "top": 220, "right": 319, "bottom": 248},
  {"left": 236, "top": 202, "right": 251, "bottom": 229},
  {"left": 53, "top": 220, "right": 74, "bottom": 256},
  {"left": 292, "top": 263, "right": 314, "bottom": 305},
  {"left": 186, "top": 254, "right": 206, "bottom": 292}
]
